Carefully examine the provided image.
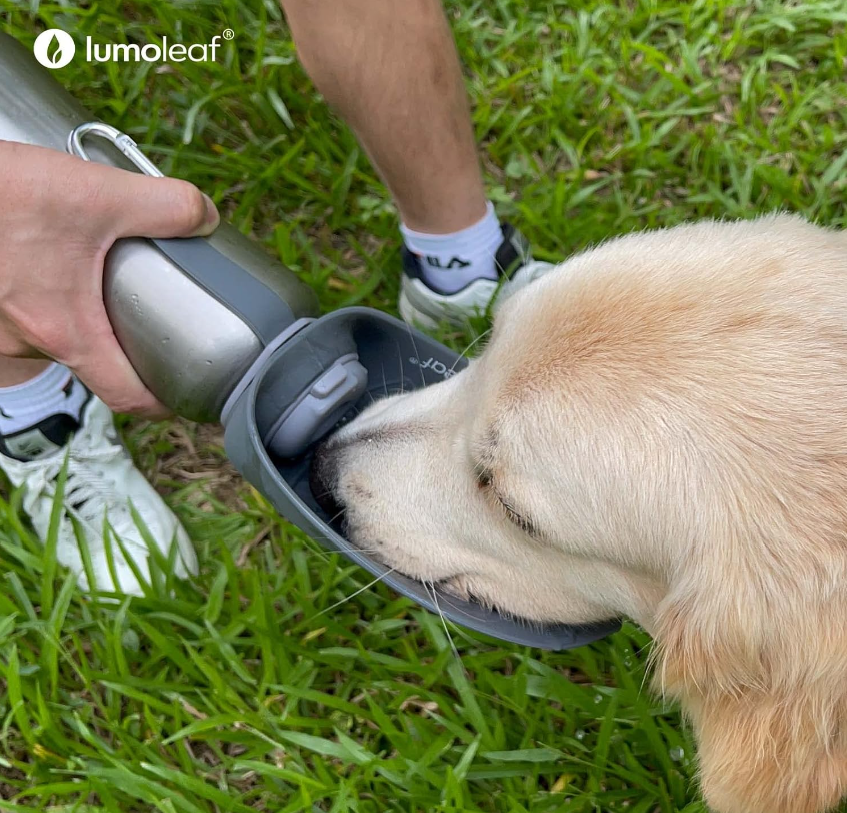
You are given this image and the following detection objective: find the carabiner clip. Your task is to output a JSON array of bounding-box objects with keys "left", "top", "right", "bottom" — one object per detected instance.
[{"left": 67, "top": 122, "right": 164, "bottom": 178}]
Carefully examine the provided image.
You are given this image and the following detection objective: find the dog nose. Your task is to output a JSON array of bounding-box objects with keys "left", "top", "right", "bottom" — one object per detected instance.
[{"left": 309, "top": 440, "right": 345, "bottom": 521}]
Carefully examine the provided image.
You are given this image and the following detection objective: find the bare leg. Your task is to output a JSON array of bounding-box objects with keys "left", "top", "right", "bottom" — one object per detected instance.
[
  {"left": 0, "top": 357, "right": 50, "bottom": 388},
  {"left": 280, "top": 0, "right": 487, "bottom": 234}
]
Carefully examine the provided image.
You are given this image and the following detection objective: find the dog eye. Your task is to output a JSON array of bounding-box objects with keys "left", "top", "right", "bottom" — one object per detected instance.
[
  {"left": 482, "top": 478, "right": 538, "bottom": 536},
  {"left": 475, "top": 465, "right": 494, "bottom": 490},
  {"left": 495, "top": 492, "right": 536, "bottom": 535}
]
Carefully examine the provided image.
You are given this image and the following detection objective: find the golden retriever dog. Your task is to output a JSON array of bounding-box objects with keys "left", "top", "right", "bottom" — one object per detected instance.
[{"left": 311, "top": 214, "right": 847, "bottom": 813}]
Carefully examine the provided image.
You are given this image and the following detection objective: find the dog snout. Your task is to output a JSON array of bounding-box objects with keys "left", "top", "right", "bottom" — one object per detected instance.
[{"left": 310, "top": 440, "right": 345, "bottom": 520}]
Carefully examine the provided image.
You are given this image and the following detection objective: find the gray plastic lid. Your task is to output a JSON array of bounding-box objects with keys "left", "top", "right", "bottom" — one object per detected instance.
[{"left": 264, "top": 353, "right": 368, "bottom": 458}]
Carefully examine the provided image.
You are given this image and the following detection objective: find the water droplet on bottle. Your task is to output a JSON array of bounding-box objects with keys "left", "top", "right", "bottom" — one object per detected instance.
[{"left": 669, "top": 746, "right": 685, "bottom": 762}]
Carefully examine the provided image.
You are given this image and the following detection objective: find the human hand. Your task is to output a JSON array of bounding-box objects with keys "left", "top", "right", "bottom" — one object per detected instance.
[{"left": 0, "top": 140, "right": 219, "bottom": 417}]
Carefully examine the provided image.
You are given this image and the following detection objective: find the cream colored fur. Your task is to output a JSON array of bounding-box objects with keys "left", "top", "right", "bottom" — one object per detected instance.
[{"left": 318, "top": 215, "right": 847, "bottom": 813}]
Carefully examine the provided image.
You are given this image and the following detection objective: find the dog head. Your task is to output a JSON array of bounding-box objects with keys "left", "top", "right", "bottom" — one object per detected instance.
[{"left": 313, "top": 215, "right": 847, "bottom": 813}]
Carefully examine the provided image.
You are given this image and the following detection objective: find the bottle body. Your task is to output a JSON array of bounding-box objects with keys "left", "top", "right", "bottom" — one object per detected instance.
[{"left": 0, "top": 33, "right": 318, "bottom": 421}]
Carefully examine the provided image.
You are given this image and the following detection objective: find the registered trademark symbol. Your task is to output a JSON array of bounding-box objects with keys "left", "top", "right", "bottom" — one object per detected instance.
[{"left": 223, "top": 28, "right": 235, "bottom": 40}]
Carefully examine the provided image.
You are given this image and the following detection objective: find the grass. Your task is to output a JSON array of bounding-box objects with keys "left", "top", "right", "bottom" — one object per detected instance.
[{"left": 0, "top": 0, "right": 846, "bottom": 810}]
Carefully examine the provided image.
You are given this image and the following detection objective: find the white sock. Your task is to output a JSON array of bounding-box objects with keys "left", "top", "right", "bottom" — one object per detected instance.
[
  {"left": 401, "top": 201, "right": 503, "bottom": 294},
  {"left": 0, "top": 363, "right": 89, "bottom": 436}
]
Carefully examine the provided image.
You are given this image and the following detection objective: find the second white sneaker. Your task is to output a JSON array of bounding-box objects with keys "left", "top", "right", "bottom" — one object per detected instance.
[
  {"left": 0, "top": 392, "right": 197, "bottom": 595},
  {"left": 398, "top": 223, "right": 555, "bottom": 330}
]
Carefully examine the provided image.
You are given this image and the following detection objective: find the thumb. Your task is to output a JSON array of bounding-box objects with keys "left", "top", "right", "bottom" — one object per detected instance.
[{"left": 92, "top": 165, "right": 220, "bottom": 240}]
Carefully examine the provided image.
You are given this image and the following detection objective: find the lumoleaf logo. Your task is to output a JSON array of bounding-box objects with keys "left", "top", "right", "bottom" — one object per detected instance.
[
  {"left": 33, "top": 29, "right": 76, "bottom": 70},
  {"left": 31, "top": 27, "right": 230, "bottom": 68}
]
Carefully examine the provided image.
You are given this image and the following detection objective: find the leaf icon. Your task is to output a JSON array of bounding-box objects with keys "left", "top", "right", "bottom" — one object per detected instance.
[{"left": 47, "top": 32, "right": 63, "bottom": 66}]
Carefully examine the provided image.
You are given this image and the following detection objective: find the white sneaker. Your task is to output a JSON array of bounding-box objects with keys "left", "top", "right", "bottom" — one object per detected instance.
[
  {"left": 398, "top": 223, "right": 555, "bottom": 329},
  {"left": 0, "top": 394, "right": 197, "bottom": 595}
]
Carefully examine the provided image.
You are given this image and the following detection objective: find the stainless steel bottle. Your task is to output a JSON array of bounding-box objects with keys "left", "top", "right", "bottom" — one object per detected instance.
[{"left": 0, "top": 32, "right": 318, "bottom": 422}]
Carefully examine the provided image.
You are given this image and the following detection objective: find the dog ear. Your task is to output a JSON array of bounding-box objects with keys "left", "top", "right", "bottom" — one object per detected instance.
[{"left": 653, "top": 556, "right": 847, "bottom": 813}]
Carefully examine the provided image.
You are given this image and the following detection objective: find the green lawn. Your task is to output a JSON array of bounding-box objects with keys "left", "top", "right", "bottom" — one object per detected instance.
[{"left": 1, "top": 1, "right": 846, "bottom": 811}]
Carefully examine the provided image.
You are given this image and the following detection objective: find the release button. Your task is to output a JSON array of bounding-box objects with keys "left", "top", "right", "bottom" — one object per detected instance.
[{"left": 310, "top": 365, "right": 349, "bottom": 398}]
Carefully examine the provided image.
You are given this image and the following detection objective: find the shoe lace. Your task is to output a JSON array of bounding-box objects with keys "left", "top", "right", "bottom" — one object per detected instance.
[{"left": 24, "top": 425, "right": 131, "bottom": 524}]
